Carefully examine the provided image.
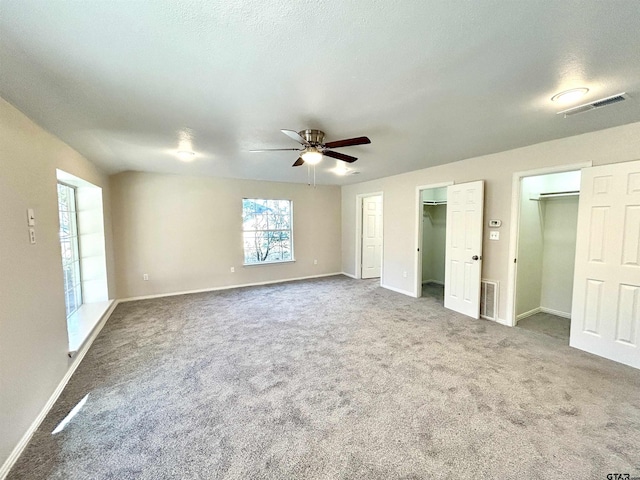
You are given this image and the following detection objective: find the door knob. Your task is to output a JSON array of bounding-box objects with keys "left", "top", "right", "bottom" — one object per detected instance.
[{"left": 472, "top": 255, "right": 479, "bottom": 260}]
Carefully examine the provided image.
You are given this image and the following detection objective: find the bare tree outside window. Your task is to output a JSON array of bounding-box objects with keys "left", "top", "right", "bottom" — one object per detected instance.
[{"left": 242, "top": 199, "right": 293, "bottom": 264}]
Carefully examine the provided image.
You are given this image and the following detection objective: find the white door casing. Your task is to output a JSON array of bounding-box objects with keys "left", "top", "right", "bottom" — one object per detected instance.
[
  {"left": 362, "top": 195, "right": 383, "bottom": 279},
  {"left": 444, "top": 181, "right": 485, "bottom": 318},
  {"left": 570, "top": 160, "right": 640, "bottom": 369}
]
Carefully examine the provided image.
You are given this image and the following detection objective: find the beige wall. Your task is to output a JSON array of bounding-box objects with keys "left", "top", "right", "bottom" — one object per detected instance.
[
  {"left": 540, "top": 196, "right": 579, "bottom": 315},
  {"left": 110, "top": 171, "right": 341, "bottom": 298},
  {"left": 342, "top": 121, "right": 640, "bottom": 323},
  {"left": 0, "top": 98, "right": 115, "bottom": 467}
]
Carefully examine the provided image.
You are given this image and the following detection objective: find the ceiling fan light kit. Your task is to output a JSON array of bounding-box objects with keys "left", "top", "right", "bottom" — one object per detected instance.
[
  {"left": 250, "top": 128, "right": 371, "bottom": 172},
  {"left": 301, "top": 146, "right": 323, "bottom": 165}
]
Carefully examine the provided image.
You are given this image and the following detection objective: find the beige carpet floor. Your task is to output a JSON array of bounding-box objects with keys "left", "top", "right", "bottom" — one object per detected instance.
[
  {"left": 8, "top": 275, "right": 640, "bottom": 479},
  {"left": 517, "top": 312, "right": 571, "bottom": 343},
  {"left": 421, "top": 282, "right": 444, "bottom": 304}
]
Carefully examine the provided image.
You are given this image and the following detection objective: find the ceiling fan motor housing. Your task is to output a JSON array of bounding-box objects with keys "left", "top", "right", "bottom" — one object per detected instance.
[
  {"left": 250, "top": 129, "right": 369, "bottom": 166},
  {"left": 299, "top": 129, "right": 325, "bottom": 145}
]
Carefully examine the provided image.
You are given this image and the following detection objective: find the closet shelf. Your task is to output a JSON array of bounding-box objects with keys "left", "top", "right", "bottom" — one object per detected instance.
[
  {"left": 530, "top": 190, "right": 579, "bottom": 201},
  {"left": 423, "top": 201, "right": 447, "bottom": 205}
]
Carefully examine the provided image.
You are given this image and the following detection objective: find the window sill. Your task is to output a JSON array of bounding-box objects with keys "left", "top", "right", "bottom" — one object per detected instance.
[
  {"left": 243, "top": 260, "right": 296, "bottom": 267},
  {"left": 67, "top": 300, "right": 114, "bottom": 356}
]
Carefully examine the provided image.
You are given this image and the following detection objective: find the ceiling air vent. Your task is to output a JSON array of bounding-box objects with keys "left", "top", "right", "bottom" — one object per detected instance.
[{"left": 558, "top": 92, "right": 628, "bottom": 117}]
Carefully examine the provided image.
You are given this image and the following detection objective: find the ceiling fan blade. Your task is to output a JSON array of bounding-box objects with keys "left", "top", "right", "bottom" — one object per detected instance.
[
  {"left": 324, "top": 136, "right": 371, "bottom": 149},
  {"left": 281, "top": 129, "right": 310, "bottom": 145},
  {"left": 249, "top": 148, "right": 301, "bottom": 152},
  {"left": 292, "top": 157, "right": 304, "bottom": 167},
  {"left": 323, "top": 150, "right": 358, "bottom": 163}
]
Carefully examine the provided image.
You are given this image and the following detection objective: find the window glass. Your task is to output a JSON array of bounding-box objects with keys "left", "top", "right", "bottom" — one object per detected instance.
[
  {"left": 57, "top": 183, "right": 82, "bottom": 317},
  {"left": 242, "top": 199, "right": 293, "bottom": 264}
]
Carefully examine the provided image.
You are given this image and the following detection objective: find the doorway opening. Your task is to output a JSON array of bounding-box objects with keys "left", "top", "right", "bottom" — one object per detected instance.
[
  {"left": 356, "top": 193, "right": 383, "bottom": 280},
  {"left": 418, "top": 186, "right": 447, "bottom": 304},
  {"left": 513, "top": 170, "right": 581, "bottom": 343}
]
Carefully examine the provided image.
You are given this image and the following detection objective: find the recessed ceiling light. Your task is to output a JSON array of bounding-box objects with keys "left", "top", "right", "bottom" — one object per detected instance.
[
  {"left": 332, "top": 161, "right": 351, "bottom": 176},
  {"left": 551, "top": 88, "right": 589, "bottom": 104},
  {"left": 176, "top": 150, "right": 196, "bottom": 162}
]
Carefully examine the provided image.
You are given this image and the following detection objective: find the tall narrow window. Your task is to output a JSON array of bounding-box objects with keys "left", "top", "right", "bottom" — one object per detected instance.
[
  {"left": 57, "top": 183, "right": 82, "bottom": 317},
  {"left": 242, "top": 199, "right": 293, "bottom": 264}
]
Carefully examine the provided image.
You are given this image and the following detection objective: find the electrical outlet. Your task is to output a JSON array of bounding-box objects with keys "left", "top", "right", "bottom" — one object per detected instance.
[
  {"left": 313, "top": 259, "right": 318, "bottom": 265},
  {"left": 403, "top": 271, "right": 408, "bottom": 278},
  {"left": 28, "top": 228, "right": 36, "bottom": 244},
  {"left": 489, "top": 231, "right": 500, "bottom": 240},
  {"left": 143, "top": 274, "right": 149, "bottom": 281},
  {"left": 230, "top": 267, "right": 235, "bottom": 273}
]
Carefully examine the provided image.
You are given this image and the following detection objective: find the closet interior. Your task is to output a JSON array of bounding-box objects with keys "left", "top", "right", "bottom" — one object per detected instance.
[
  {"left": 515, "top": 170, "right": 581, "bottom": 342},
  {"left": 420, "top": 187, "right": 447, "bottom": 303}
]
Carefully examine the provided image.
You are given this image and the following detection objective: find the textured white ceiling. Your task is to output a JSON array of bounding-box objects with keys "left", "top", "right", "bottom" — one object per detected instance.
[{"left": 2, "top": 0, "right": 640, "bottom": 185}]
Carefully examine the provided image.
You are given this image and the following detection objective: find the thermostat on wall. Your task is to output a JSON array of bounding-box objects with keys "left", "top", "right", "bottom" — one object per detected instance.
[{"left": 489, "top": 220, "right": 502, "bottom": 228}]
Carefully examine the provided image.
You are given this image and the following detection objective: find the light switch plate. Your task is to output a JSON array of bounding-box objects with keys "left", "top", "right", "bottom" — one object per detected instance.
[
  {"left": 489, "top": 219, "right": 501, "bottom": 228},
  {"left": 27, "top": 208, "right": 35, "bottom": 226}
]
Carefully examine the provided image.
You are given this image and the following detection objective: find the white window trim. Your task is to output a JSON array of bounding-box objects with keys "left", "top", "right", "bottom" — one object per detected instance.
[{"left": 243, "top": 259, "right": 296, "bottom": 267}]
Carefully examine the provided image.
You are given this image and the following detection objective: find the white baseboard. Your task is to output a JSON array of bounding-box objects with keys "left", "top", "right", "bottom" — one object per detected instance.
[
  {"left": 340, "top": 271, "right": 357, "bottom": 279},
  {"left": 118, "top": 272, "right": 344, "bottom": 303},
  {"left": 0, "top": 300, "right": 119, "bottom": 480},
  {"left": 516, "top": 307, "right": 541, "bottom": 322},
  {"left": 540, "top": 307, "right": 571, "bottom": 319},
  {"left": 381, "top": 283, "right": 414, "bottom": 297},
  {"left": 516, "top": 306, "right": 571, "bottom": 323}
]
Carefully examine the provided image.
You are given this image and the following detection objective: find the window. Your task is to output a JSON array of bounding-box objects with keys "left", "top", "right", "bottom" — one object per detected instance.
[
  {"left": 242, "top": 199, "right": 293, "bottom": 264},
  {"left": 57, "top": 169, "right": 110, "bottom": 353},
  {"left": 57, "top": 182, "right": 82, "bottom": 317}
]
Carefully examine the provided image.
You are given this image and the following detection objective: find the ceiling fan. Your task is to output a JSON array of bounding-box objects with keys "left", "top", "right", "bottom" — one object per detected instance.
[{"left": 250, "top": 129, "right": 371, "bottom": 167}]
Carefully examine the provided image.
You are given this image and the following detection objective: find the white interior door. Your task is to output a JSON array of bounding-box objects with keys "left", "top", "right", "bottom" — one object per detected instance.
[
  {"left": 361, "top": 195, "right": 383, "bottom": 279},
  {"left": 444, "top": 181, "right": 484, "bottom": 318},
  {"left": 570, "top": 160, "right": 640, "bottom": 369}
]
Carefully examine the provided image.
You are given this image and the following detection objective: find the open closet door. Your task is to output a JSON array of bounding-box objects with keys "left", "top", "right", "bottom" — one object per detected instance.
[
  {"left": 570, "top": 160, "right": 640, "bottom": 369},
  {"left": 444, "top": 181, "right": 484, "bottom": 319}
]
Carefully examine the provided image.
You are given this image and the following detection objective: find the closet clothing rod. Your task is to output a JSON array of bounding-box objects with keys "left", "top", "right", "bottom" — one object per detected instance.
[
  {"left": 530, "top": 190, "right": 579, "bottom": 201},
  {"left": 423, "top": 201, "right": 447, "bottom": 205}
]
